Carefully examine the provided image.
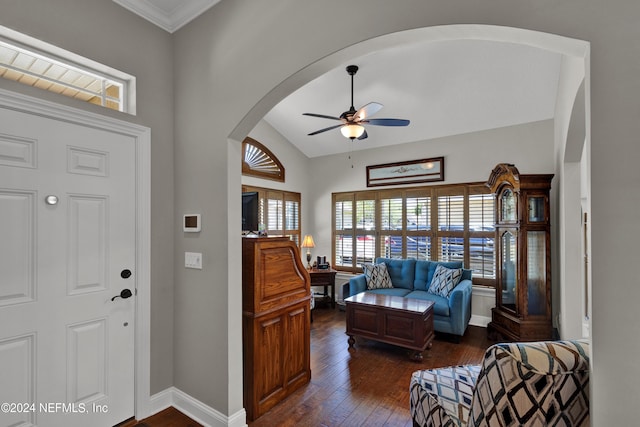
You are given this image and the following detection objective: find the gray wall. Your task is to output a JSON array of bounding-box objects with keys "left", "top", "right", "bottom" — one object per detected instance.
[
  {"left": 174, "top": 1, "right": 639, "bottom": 424},
  {"left": 0, "top": 0, "right": 175, "bottom": 395}
]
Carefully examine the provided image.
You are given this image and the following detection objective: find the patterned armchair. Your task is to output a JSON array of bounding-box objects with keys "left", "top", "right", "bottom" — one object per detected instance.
[{"left": 410, "top": 340, "right": 590, "bottom": 427}]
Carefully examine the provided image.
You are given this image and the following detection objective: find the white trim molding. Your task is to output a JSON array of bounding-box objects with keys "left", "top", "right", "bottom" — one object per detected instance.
[
  {"left": 470, "top": 314, "right": 492, "bottom": 328},
  {"left": 113, "top": 0, "right": 220, "bottom": 33},
  {"left": 150, "top": 387, "right": 247, "bottom": 427}
]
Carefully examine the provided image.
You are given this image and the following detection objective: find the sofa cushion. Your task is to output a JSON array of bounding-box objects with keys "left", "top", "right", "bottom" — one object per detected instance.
[
  {"left": 362, "top": 262, "right": 393, "bottom": 290},
  {"left": 405, "top": 290, "right": 450, "bottom": 317},
  {"left": 375, "top": 257, "right": 415, "bottom": 289},
  {"left": 413, "top": 260, "right": 432, "bottom": 291},
  {"left": 415, "top": 260, "right": 464, "bottom": 291},
  {"left": 428, "top": 264, "right": 463, "bottom": 297},
  {"left": 429, "top": 261, "right": 463, "bottom": 286}
]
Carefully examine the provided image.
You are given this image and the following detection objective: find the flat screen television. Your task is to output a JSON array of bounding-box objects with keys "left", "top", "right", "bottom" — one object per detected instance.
[{"left": 242, "top": 192, "right": 259, "bottom": 233}]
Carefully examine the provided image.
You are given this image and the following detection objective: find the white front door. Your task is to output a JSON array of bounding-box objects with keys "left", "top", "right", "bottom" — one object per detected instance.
[{"left": 0, "top": 106, "right": 136, "bottom": 426}]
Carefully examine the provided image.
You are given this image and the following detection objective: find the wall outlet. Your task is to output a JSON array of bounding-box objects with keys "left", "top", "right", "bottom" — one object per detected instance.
[{"left": 185, "top": 252, "right": 202, "bottom": 269}]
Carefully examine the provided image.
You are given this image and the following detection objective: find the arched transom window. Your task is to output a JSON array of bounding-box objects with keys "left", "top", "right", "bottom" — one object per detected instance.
[{"left": 242, "top": 137, "right": 285, "bottom": 182}]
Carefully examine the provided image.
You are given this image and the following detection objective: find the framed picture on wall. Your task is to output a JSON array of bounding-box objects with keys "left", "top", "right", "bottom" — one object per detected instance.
[{"left": 366, "top": 157, "right": 444, "bottom": 187}]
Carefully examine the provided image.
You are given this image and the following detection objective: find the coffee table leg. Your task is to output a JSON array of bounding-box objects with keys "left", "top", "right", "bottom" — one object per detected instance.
[{"left": 347, "top": 335, "right": 355, "bottom": 349}]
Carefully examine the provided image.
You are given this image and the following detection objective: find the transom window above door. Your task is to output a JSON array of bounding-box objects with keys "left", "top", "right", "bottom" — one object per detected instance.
[{"left": 0, "top": 27, "right": 135, "bottom": 114}]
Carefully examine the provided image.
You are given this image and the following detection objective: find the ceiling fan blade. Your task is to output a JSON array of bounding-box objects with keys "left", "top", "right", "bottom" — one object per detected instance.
[
  {"left": 364, "top": 118, "right": 410, "bottom": 127},
  {"left": 307, "top": 123, "right": 344, "bottom": 136},
  {"left": 303, "top": 112, "right": 343, "bottom": 121},
  {"left": 357, "top": 129, "right": 368, "bottom": 140},
  {"left": 353, "top": 102, "right": 383, "bottom": 121}
]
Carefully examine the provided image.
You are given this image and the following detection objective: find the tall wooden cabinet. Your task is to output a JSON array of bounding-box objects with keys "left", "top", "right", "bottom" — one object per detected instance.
[
  {"left": 486, "top": 164, "right": 554, "bottom": 342},
  {"left": 242, "top": 236, "right": 311, "bottom": 421}
]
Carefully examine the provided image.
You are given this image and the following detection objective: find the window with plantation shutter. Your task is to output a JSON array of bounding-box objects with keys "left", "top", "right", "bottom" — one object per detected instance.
[
  {"left": 405, "top": 191, "right": 432, "bottom": 260},
  {"left": 285, "top": 196, "right": 300, "bottom": 246},
  {"left": 333, "top": 194, "right": 376, "bottom": 270},
  {"left": 437, "top": 191, "right": 465, "bottom": 263},
  {"left": 468, "top": 188, "right": 495, "bottom": 280},
  {"left": 267, "top": 193, "right": 283, "bottom": 234},
  {"left": 242, "top": 185, "right": 301, "bottom": 245},
  {"left": 332, "top": 182, "right": 496, "bottom": 285},
  {"left": 355, "top": 197, "right": 376, "bottom": 268},
  {"left": 334, "top": 196, "right": 353, "bottom": 269},
  {"left": 380, "top": 194, "right": 404, "bottom": 259},
  {"left": 377, "top": 190, "right": 432, "bottom": 261}
]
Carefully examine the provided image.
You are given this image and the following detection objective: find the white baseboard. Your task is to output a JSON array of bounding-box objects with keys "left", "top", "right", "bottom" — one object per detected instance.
[
  {"left": 469, "top": 314, "right": 491, "bottom": 328},
  {"left": 150, "top": 387, "right": 247, "bottom": 427}
]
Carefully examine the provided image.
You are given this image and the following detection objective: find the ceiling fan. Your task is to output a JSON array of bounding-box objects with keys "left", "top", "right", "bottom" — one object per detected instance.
[{"left": 303, "top": 65, "right": 410, "bottom": 140}]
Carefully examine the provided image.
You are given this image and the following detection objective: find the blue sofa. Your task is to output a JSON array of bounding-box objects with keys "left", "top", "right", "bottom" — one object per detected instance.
[{"left": 345, "top": 257, "right": 473, "bottom": 338}]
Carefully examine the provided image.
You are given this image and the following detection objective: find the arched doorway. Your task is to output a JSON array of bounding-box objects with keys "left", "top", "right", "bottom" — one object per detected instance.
[{"left": 228, "top": 23, "right": 590, "bottom": 419}]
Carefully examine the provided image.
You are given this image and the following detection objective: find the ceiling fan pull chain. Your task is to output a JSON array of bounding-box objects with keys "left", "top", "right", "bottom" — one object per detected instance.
[{"left": 350, "top": 139, "right": 354, "bottom": 168}]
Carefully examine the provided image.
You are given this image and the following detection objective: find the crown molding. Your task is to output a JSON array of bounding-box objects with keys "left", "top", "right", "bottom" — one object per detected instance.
[{"left": 113, "top": 0, "right": 219, "bottom": 33}]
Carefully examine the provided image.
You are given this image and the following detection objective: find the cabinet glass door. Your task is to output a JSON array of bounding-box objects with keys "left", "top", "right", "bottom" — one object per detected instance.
[
  {"left": 500, "top": 230, "right": 517, "bottom": 312},
  {"left": 528, "top": 196, "right": 545, "bottom": 223},
  {"left": 526, "top": 231, "right": 547, "bottom": 315}
]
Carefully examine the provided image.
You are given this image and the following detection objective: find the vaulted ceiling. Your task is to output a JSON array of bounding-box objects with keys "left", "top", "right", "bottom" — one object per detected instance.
[
  {"left": 264, "top": 40, "right": 561, "bottom": 158},
  {"left": 114, "top": 1, "right": 563, "bottom": 159}
]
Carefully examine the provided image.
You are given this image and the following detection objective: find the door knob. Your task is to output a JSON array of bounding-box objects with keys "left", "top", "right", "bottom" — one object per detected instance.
[
  {"left": 111, "top": 289, "right": 133, "bottom": 301},
  {"left": 121, "top": 269, "right": 132, "bottom": 279}
]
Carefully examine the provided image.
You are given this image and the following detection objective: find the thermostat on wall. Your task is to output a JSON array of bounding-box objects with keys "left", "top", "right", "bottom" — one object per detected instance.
[{"left": 183, "top": 214, "right": 201, "bottom": 232}]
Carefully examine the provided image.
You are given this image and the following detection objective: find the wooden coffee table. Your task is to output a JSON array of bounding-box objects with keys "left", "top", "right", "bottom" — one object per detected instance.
[{"left": 344, "top": 292, "right": 435, "bottom": 361}]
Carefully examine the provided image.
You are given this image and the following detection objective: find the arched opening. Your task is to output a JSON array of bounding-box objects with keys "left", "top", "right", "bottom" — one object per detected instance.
[
  {"left": 228, "top": 23, "right": 590, "bottom": 417},
  {"left": 559, "top": 79, "right": 590, "bottom": 338}
]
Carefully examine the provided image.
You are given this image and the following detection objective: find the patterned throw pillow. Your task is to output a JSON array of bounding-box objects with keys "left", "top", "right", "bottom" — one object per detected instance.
[
  {"left": 428, "top": 264, "right": 462, "bottom": 297},
  {"left": 362, "top": 262, "right": 393, "bottom": 290}
]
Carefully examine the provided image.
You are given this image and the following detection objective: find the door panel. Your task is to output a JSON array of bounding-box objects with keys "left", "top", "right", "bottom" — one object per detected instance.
[
  {"left": 0, "top": 334, "right": 35, "bottom": 426},
  {"left": 0, "top": 190, "right": 35, "bottom": 306},
  {"left": 67, "top": 195, "right": 108, "bottom": 294},
  {"left": 67, "top": 319, "right": 107, "bottom": 403},
  {"left": 0, "top": 107, "right": 136, "bottom": 427}
]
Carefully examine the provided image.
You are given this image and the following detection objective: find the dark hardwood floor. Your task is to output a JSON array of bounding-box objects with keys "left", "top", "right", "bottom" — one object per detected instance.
[
  {"left": 249, "top": 306, "right": 491, "bottom": 427},
  {"left": 127, "top": 407, "right": 203, "bottom": 426},
  {"left": 134, "top": 306, "right": 492, "bottom": 427}
]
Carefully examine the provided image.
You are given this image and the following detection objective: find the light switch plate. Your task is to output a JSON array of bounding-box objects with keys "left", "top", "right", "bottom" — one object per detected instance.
[{"left": 185, "top": 252, "right": 202, "bottom": 269}]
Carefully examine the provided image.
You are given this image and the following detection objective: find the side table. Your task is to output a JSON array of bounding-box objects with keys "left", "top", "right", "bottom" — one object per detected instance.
[{"left": 309, "top": 268, "right": 337, "bottom": 308}]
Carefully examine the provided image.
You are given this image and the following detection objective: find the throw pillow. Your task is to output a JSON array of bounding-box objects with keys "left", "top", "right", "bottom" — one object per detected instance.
[
  {"left": 362, "top": 262, "right": 393, "bottom": 290},
  {"left": 428, "top": 264, "right": 462, "bottom": 297}
]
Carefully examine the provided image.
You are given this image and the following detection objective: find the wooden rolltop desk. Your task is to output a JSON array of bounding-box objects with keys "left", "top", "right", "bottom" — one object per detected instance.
[{"left": 242, "top": 236, "right": 311, "bottom": 421}]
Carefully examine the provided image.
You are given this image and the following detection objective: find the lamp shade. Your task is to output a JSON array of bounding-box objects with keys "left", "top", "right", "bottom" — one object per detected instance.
[
  {"left": 301, "top": 235, "right": 315, "bottom": 248},
  {"left": 340, "top": 124, "right": 365, "bottom": 139}
]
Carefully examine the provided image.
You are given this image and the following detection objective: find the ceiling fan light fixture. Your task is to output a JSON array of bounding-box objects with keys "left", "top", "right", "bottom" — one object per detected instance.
[
  {"left": 341, "top": 123, "right": 365, "bottom": 139},
  {"left": 304, "top": 64, "right": 409, "bottom": 141}
]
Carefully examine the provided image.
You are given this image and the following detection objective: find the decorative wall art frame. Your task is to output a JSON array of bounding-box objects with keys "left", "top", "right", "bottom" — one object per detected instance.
[{"left": 366, "top": 157, "right": 444, "bottom": 187}]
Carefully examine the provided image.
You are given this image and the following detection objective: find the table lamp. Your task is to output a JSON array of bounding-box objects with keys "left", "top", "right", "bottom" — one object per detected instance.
[{"left": 301, "top": 235, "right": 315, "bottom": 269}]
